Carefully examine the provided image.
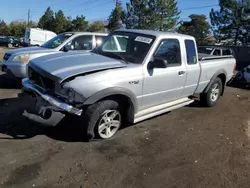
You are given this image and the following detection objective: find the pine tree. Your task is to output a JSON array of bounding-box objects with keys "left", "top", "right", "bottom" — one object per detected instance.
[
  {"left": 123, "top": 0, "right": 148, "bottom": 29},
  {"left": 178, "top": 14, "right": 210, "bottom": 45},
  {"left": 53, "top": 10, "right": 68, "bottom": 33},
  {"left": 71, "top": 16, "right": 88, "bottom": 31},
  {"left": 123, "top": 0, "right": 180, "bottom": 31},
  {"left": 38, "top": 7, "right": 54, "bottom": 31},
  {"left": 107, "top": 1, "right": 124, "bottom": 31},
  {"left": 150, "top": 0, "right": 180, "bottom": 31},
  {"left": 210, "top": 0, "right": 250, "bottom": 45}
]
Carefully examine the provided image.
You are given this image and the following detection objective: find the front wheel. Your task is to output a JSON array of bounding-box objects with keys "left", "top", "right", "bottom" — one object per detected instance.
[
  {"left": 8, "top": 43, "right": 13, "bottom": 48},
  {"left": 81, "top": 100, "right": 122, "bottom": 140},
  {"left": 200, "top": 77, "right": 222, "bottom": 107}
]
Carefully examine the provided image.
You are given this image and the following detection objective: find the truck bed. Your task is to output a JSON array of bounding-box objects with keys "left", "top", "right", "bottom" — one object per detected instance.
[
  {"left": 195, "top": 53, "right": 236, "bottom": 94},
  {"left": 198, "top": 53, "right": 234, "bottom": 61}
]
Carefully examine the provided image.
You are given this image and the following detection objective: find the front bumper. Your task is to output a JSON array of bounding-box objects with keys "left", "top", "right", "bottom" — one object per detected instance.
[
  {"left": 2, "top": 61, "right": 27, "bottom": 78},
  {"left": 22, "top": 78, "right": 83, "bottom": 116}
]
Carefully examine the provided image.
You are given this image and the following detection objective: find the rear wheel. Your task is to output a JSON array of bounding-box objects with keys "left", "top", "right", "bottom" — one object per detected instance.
[
  {"left": 81, "top": 100, "right": 122, "bottom": 140},
  {"left": 200, "top": 77, "right": 222, "bottom": 107}
]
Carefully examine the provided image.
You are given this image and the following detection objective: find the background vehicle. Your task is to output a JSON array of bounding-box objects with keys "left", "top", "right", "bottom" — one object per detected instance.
[
  {"left": 1, "top": 32, "right": 108, "bottom": 78},
  {"left": 0, "top": 36, "right": 20, "bottom": 48},
  {"left": 21, "top": 29, "right": 236, "bottom": 140},
  {"left": 198, "top": 46, "right": 234, "bottom": 56},
  {"left": 0, "top": 36, "right": 9, "bottom": 46},
  {"left": 24, "top": 28, "right": 57, "bottom": 46}
]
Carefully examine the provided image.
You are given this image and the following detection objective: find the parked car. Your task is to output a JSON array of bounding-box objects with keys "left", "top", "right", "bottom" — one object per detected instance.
[
  {"left": 8, "top": 36, "right": 21, "bottom": 48},
  {"left": 0, "top": 36, "right": 20, "bottom": 48},
  {"left": 1, "top": 32, "right": 108, "bottom": 78},
  {"left": 21, "top": 29, "right": 236, "bottom": 140},
  {"left": 198, "top": 46, "right": 234, "bottom": 56},
  {"left": 0, "top": 37, "right": 8, "bottom": 46},
  {"left": 24, "top": 28, "right": 57, "bottom": 46}
]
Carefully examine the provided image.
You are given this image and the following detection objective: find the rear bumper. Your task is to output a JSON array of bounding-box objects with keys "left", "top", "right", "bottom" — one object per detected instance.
[{"left": 22, "top": 78, "right": 83, "bottom": 116}]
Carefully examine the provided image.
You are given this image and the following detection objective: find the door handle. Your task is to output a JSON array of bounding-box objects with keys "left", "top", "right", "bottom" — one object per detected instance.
[{"left": 178, "top": 71, "right": 185, "bottom": 75}]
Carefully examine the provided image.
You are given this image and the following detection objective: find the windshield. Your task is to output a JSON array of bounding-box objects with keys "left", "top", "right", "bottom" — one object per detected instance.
[
  {"left": 94, "top": 32, "right": 156, "bottom": 64},
  {"left": 41, "top": 33, "right": 73, "bottom": 49},
  {"left": 198, "top": 47, "right": 213, "bottom": 54}
]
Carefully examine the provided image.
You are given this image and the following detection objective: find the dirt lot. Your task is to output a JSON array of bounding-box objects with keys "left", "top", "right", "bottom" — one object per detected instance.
[{"left": 1, "top": 51, "right": 250, "bottom": 188}]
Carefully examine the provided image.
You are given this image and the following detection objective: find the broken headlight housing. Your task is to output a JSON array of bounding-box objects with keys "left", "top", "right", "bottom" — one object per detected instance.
[{"left": 55, "top": 85, "right": 85, "bottom": 104}]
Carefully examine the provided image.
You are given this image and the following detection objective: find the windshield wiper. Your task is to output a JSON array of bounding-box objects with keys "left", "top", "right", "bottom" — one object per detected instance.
[{"left": 109, "top": 52, "right": 129, "bottom": 64}]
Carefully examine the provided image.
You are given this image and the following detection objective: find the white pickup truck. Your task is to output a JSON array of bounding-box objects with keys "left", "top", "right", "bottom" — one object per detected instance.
[{"left": 21, "top": 29, "right": 236, "bottom": 140}]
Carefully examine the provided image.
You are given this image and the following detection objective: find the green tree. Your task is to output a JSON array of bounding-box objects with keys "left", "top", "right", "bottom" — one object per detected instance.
[
  {"left": 178, "top": 14, "right": 210, "bottom": 45},
  {"left": 88, "top": 21, "right": 105, "bottom": 32},
  {"left": 107, "top": 2, "right": 124, "bottom": 31},
  {"left": 53, "top": 10, "right": 68, "bottom": 33},
  {"left": 8, "top": 21, "right": 27, "bottom": 37},
  {"left": 149, "top": 0, "right": 180, "bottom": 31},
  {"left": 210, "top": 0, "right": 250, "bottom": 45},
  {"left": 123, "top": 0, "right": 148, "bottom": 29},
  {"left": 123, "top": 0, "right": 180, "bottom": 30},
  {"left": 71, "top": 15, "right": 88, "bottom": 31},
  {"left": 0, "top": 19, "right": 9, "bottom": 36},
  {"left": 38, "top": 7, "right": 54, "bottom": 31}
]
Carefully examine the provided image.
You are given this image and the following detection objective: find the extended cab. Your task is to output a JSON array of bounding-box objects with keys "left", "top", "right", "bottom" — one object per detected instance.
[{"left": 21, "top": 29, "right": 236, "bottom": 140}]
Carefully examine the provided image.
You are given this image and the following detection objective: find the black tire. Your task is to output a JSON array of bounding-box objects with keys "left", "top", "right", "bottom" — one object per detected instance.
[
  {"left": 81, "top": 100, "right": 122, "bottom": 140},
  {"left": 200, "top": 77, "right": 223, "bottom": 107}
]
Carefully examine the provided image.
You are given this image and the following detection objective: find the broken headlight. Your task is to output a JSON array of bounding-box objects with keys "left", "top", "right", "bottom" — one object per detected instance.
[{"left": 55, "top": 87, "right": 85, "bottom": 104}]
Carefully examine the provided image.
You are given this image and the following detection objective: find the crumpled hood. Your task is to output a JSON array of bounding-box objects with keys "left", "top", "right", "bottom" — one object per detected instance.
[
  {"left": 7, "top": 46, "right": 55, "bottom": 56},
  {"left": 29, "top": 52, "right": 127, "bottom": 82}
]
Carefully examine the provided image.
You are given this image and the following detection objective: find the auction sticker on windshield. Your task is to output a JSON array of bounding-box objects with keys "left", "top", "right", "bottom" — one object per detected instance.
[{"left": 135, "top": 36, "right": 153, "bottom": 44}]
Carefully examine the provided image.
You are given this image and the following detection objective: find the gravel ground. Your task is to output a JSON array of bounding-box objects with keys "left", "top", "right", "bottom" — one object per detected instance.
[{"left": 1, "top": 54, "right": 250, "bottom": 187}]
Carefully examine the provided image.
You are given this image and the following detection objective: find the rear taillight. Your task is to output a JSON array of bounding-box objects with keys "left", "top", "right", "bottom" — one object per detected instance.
[{"left": 233, "top": 63, "right": 236, "bottom": 72}]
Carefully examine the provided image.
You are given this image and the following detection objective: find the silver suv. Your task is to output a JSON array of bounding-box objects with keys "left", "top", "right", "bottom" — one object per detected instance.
[{"left": 1, "top": 32, "right": 108, "bottom": 78}]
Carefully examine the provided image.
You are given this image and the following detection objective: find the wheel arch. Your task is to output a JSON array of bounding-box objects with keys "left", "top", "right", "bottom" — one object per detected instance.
[
  {"left": 83, "top": 87, "right": 138, "bottom": 123},
  {"left": 203, "top": 69, "right": 227, "bottom": 96}
]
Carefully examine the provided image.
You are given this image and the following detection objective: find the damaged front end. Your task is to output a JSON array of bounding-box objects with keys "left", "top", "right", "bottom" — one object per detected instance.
[{"left": 21, "top": 78, "right": 83, "bottom": 126}]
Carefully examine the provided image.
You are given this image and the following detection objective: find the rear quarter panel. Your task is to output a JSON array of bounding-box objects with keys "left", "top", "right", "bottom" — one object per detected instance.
[{"left": 195, "top": 58, "right": 236, "bottom": 93}]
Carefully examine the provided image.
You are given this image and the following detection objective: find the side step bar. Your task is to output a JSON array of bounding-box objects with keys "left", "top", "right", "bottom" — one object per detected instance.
[{"left": 134, "top": 98, "right": 194, "bottom": 124}]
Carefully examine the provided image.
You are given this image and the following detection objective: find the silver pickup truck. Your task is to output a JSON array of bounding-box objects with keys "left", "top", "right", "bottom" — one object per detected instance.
[{"left": 21, "top": 29, "right": 236, "bottom": 140}]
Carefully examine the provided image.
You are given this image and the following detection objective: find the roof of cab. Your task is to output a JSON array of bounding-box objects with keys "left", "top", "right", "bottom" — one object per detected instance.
[
  {"left": 63, "top": 31, "right": 108, "bottom": 36},
  {"left": 115, "top": 29, "right": 194, "bottom": 39}
]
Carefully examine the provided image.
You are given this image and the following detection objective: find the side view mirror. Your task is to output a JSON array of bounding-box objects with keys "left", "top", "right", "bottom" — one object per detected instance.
[
  {"left": 63, "top": 44, "right": 74, "bottom": 52},
  {"left": 150, "top": 57, "right": 168, "bottom": 69}
]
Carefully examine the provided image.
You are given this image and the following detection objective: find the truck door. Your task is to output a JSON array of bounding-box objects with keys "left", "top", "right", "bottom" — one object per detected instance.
[
  {"left": 181, "top": 39, "right": 200, "bottom": 97},
  {"left": 142, "top": 38, "right": 187, "bottom": 109}
]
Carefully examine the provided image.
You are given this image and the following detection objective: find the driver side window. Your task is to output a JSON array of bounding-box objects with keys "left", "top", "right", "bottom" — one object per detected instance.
[
  {"left": 67, "top": 35, "right": 93, "bottom": 51},
  {"left": 154, "top": 39, "right": 181, "bottom": 66}
]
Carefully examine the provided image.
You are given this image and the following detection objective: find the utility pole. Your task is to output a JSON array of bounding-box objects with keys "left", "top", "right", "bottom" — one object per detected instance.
[{"left": 28, "top": 9, "right": 30, "bottom": 27}]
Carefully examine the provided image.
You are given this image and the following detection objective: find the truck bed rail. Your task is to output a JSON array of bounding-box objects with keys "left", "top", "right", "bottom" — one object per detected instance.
[{"left": 199, "top": 55, "right": 234, "bottom": 61}]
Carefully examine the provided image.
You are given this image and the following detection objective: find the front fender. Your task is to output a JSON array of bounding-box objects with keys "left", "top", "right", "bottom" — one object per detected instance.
[{"left": 83, "top": 87, "right": 138, "bottom": 113}]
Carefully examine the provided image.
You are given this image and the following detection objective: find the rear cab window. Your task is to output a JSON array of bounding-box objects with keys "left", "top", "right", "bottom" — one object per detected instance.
[
  {"left": 185, "top": 39, "right": 197, "bottom": 65},
  {"left": 213, "top": 49, "right": 221, "bottom": 56}
]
